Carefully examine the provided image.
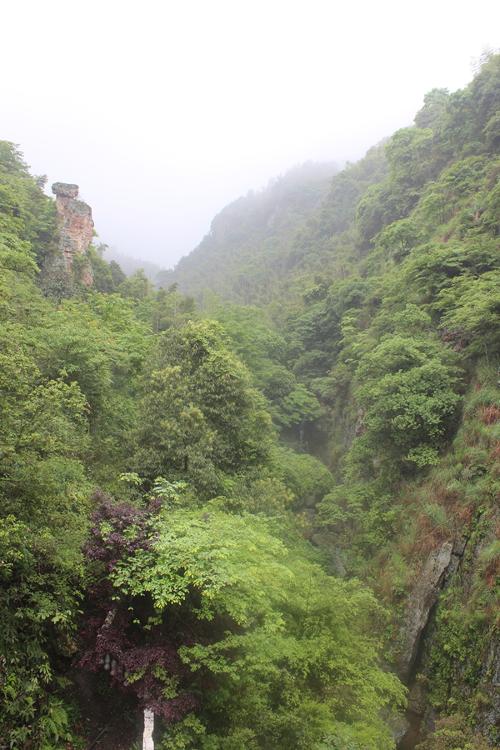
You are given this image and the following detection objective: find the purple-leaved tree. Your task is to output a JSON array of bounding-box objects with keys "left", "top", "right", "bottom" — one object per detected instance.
[{"left": 77, "top": 494, "right": 197, "bottom": 748}]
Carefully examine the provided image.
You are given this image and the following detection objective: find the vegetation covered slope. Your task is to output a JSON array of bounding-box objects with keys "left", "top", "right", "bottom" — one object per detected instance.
[
  {"left": 0, "top": 53, "right": 498, "bottom": 750},
  {"left": 160, "top": 53, "right": 500, "bottom": 748},
  {"left": 165, "top": 161, "right": 339, "bottom": 306},
  {"left": 0, "top": 146, "right": 403, "bottom": 749}
]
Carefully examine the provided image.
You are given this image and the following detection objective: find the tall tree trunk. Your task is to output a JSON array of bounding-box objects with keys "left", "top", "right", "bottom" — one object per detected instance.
[{"left": 143, "top": 707, "right": 154, "bottom": 750}]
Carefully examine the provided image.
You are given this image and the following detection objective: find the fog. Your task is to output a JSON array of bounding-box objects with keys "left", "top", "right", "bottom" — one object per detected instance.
[{"left": 1, "top": 0, "right": 498, "bottom": 269}]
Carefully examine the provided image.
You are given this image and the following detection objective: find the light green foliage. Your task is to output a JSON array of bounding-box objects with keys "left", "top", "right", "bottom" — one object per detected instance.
[
  {"left": 212, "top": 303, "right": 321, "bottom": 430},
  {"left": 0, "top": 150, "right": 89, "bottom": 745},
  {"left": 405, "top": 237, "right": 499, "bottom": 304},
  {"left": 416, "top": 156, "right": 490, "bottom": 231},
  {"left": 0, "top": 231, "right": 38, "bottom": 275},
  {"left": 414, "top": 88, "right": 450, "bottom": 130},
  {"left": 0, "top": 326, "right": 90, "bottom": 553},
  {"left": 438, "top": 271, "right": 500, "bottom": 358},
  {"left": 416, "top": 714, "right": 491, "bottom": 749},
  {"left": 0, "top": 517, "right": 79, "bottom": 748},
  {"left": 214, "top": 470, "right": 294, "bottom": 516},
  {"left": 385, "top": 127, "right": 435, "bottom": 188},
  {"left": 133, "top": 320, "right": 274, "bottom": 494},
  {"left": 356, "top": 127, "right": 435, "bottom": 248},
  {"left": 150, "top": 55, "right": 500, "bottom": 747},
  {"left": 273, "top": 445, "right": 334, "bottom": 509},
  {"left": 374, "top": 218, "right": 423, "bottom": 263},
  {"left": 118, "top": 268, "right": 153, "bottom": 300},
  {"left": 317, "top": 143, "right": 388, "bottom": 237},
  {"left": 148, "top": 284, "right": 196, "bottom": 332},
  {"left": 1, "top": 55, "right": 500, "bottom": 748},
  {"left": 354, "top": 335, "right": 461, "bottom": 470},
  {"left": 0, "top": 141, "right": 153, "bottom": 743},
  {"left": 0, "top": 141, "right": 57, "bottom": 267},
  {"left": 111, "top": 505, "right": 405, "bottom": 749},
  {"left": 159, "top": 714, "right": 207, "bottom": 749}
]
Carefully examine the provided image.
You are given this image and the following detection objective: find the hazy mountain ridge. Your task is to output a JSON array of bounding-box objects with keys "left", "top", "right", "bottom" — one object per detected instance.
[
  {"left": 0, "top": 54, "right": 499, "bottom": 750},
  {"left": 164, "top": 160, "right": 339, "bottom": 305},
  {"left": 102, "top": 246, "right": 165, "bottom": 282},
  {"left": 157, "top": 54, "right": 500, "bottom": 748}
]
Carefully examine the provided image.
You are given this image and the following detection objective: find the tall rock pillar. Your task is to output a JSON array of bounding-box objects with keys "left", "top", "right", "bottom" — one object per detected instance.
[{"left": 52, "top": 182, "right": 94, "bottom": 285}]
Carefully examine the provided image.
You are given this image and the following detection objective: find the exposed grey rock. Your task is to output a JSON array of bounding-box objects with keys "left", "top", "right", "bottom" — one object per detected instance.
[
  {"left": 390, "top": 713, "right": 410, "bottom": 743},
  {"left": 452, "top": 535, "right": 468, "bottom": 556},
  {"left": 52, "top": 182, "right": 79, "bottom": 199},
  {"left": 398, "top": 541, "right": 453, "bottom": 681}
]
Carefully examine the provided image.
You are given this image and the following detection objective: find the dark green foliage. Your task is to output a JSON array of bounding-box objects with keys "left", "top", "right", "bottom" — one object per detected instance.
[
  {"left": 132, "top": 320, "right": 274, "bottom": 495},
  {"left": 1, "top": 53, "right": 500, "bottom": 749},
  {"left": 95, "top": 498, "right": 405, "bottom": 749},
  {"left": 88, "top": 244, "right": 127, "bottom": 292},
  {"left": 158, "top": 55, "right": 500, "bottom": 745},
  {"left": 316, "top": 144, "right": 388, "bottom": 237},
  {"left": 353, "top": 336, "right": 461, "bottom": 471},
  {"left": 0, "top": 142, "right": 57, "bottom": 268},
  {"left": 211, "top": 303, "right": 321, "bottom": 431}
]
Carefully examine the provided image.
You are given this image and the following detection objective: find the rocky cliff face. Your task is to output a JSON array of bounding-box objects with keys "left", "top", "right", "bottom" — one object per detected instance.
[
  {"left": 52, "top": 182, "right": 94, "bottom": 284},
  {"left": 398, "top": 541, "right": 454, "bottom": 683},
  {"left": 397, "top": 510, "right": 500, "bottom": 749}
]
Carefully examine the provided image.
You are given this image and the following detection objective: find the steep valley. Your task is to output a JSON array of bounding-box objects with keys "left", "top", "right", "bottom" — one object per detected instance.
[{"left": 0, "top": 54, "right": 499, "bottom": 750}]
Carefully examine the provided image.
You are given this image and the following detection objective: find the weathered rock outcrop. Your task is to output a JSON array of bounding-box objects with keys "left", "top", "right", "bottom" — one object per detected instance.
[
  {"left": 398, "top": 541, "right": 454, "bottom": 682},
  {"left": 397, "top": 513, "right": 499, "bottom": 748},
  {"left": 52, "top": 182, "right": 94, "bottom": 284}
]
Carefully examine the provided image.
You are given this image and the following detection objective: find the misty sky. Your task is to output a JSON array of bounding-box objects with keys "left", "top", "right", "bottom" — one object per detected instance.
[{"left": 1, "top": 1, "right": 498, "bottom": 269}]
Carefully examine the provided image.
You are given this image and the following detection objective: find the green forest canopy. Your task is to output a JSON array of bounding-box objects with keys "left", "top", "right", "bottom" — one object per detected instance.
[{"left": 0, "top": 53, "right": 499, "bottom": 750}]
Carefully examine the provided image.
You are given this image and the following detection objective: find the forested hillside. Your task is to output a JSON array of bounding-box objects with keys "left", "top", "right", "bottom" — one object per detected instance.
[
  {"left": 166, "top": 53, "right": 500, "bottom": 748},
  {"left": 0, "top": 54, "right": 498, "bottom": 750},
  {"left": 0, "top": 148, "right": 402, "bottom": 749},
  {"left": 164, "top": 161, "right": 338, "bottom": 306}
]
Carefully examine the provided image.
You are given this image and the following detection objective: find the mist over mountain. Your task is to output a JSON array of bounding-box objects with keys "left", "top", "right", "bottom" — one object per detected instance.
[
  {"left": 0, "top": 13, "right": 499, "bottom": 750},
  {"left": 102, "top": 246, "right": 165, "bottom": 283},
  {"left": 163, "top": 160, "right": 339, "bottom": 303},
  {"left": 2, "top": 2, "right": 496, "bottom": 268}
]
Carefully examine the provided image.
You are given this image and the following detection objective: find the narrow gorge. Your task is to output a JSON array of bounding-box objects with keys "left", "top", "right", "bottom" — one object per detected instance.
[{"left": 0, "top": 52, "right": 498, "bottom": 750}]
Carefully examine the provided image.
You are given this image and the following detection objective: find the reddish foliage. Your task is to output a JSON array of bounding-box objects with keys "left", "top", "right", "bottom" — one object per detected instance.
[
  {"left": 413, "top": 526, "right": 448, "bottom": 557},
  {"left": 84, "top": 491, "right": 158, "bottom": 572},
  {"left": 489, "top": 441, "right": 500, "bottom": 464},
  {"left": 440, "top": 328, "right": 466, "bottom": 351},
  {"left": 78, "top": 494, "right": 198, "bottom": 724},
  {"left": 454, "top": 503, "right": 474, "bottom": 525},
  {"left": 478, "top": 404, "right": 500, "bottom": 424},
  {"left": 433, "top": 482, "right": 460, "bottom": 510},
  {"left": 484, "top": 559, "right": 499, "bottom": 589}
]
